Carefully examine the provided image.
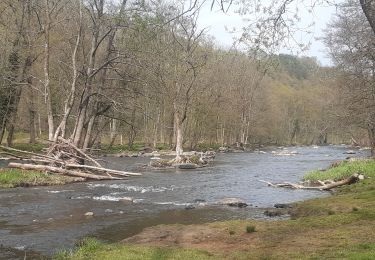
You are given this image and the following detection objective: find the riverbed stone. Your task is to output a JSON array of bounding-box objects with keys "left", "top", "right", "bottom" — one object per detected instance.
[
  {"left": 274, "top": 203, "right": 292, "bottom": 209},
  {"left": 264, "top": 209, "right": 284, "bottom": 217},
  {"left": 217, "top": 198, "right": 248, "bottom": 208},
  {"left": 185, "top": 204, "right": 195, "bottom": 210},
  {"left": 119, "top": 197, "right": 133, "bottom": 203},
  {"left": 177, "top": 163, "right": 199, "bottom": 169},
  {"left": 84, "top": 212, "right": 94, "bottom": 216}
]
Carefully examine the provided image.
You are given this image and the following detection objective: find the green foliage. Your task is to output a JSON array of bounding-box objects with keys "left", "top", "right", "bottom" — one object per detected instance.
[
  {"left": 155, "top": 143, "right": 169, "bottom": 151},
  {"left": 304, "top": 160, "right": 375, "bottom": 181},
  {"left": 0, "top": 168, "right": 73, "bottom": 188},
  {"left": 246, "top": 225, "right": 256, "bottom": 233},
  {"left": 277, "top": 54, "right": 318, "bottom": 80},
  {"left": 189, "top": 155, "right": 200, "bottom": 164}
]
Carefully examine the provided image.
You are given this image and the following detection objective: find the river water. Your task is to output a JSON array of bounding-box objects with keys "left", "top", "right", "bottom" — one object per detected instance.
[{"left": 0, "top": 145, "right": 369, "bottom": 258}]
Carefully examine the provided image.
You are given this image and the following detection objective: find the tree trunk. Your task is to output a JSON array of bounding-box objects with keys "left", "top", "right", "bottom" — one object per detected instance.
[
  {"left": 28, "top": 77, "right": 36, "bottom": 144},
  {"left": 174, "top": 102, "right": 184, "bottom": 161},
  {"left": 53, "top": 2, "right": 81, "bottom": 141},
  {"left": 83, "top": 116, "right": 95, "bottom": 150},
  {"left": 359, "top": 0, "right": 375, "bottom": 35},
  {"left": 8, "top": 162, "right": 121, "bottom": 180},
  {"left": 44, "top": 0, "right": 54, "bottom": 141},
  {"left": 368, "top": 126, "right": 375, "bottom": 157},
  {"left": 29, "top": 109, "right": 36, "bottom": 144}
]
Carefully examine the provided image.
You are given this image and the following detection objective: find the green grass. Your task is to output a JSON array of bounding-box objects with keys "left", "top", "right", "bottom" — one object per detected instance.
[
  {"left": 11, "top": 143, "right": 47, "bottom": 152},
  {"left": 54, "top": 238, "right": 213, "bottom": 260},
  {"left": 245, "top": 225, "right": 256, "bottom": 233},
  {"left": 0, "top": 168, "right": 75, "bottom": 188},
  {"left": 304, "top": 159, "right": 375, "bottom": 181}
]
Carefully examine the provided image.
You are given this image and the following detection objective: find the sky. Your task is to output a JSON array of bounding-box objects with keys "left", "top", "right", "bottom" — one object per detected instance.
[{"left": 196, "top": 1, "right": 338, "bottom": 66}]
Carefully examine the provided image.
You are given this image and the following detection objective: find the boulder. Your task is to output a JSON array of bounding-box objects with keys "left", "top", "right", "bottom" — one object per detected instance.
[
  {"left": 218, "top": 147, "right": 229, "bottom": 153},
  {"left": 119, "top": 197, "right": 133, "bottom": 203},
  {"left": 264, "top": 209, "right": 284, "bottom": 217},
  {"left": 84, "top": 212, "right": 94, "bottom": 216},
  {"left": 185, "top": 204, "right": 195, "bottom": 210},
  {"left": 217, "top": 198, "right": 248, "bottom": 208},
  {"left": 274, "top": 203, "right": 292, "bottom": 209},
  {"left": 142, "top": 147, "right": 154, "bottom": 153},
  {"left": 177, "top": 163, "right": 199, "bottom": 169}
]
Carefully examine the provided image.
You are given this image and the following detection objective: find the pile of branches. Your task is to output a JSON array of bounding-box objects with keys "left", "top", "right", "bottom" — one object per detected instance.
[{"left": 0, "top": 137, "right": 141, "bottom": 181}]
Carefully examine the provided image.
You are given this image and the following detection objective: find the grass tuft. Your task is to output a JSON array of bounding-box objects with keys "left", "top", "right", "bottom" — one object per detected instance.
[{"left": 246, "top": 225, "right": 256, "bottom": 233}]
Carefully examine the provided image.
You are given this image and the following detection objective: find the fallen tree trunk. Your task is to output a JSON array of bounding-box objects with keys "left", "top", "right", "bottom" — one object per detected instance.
[
  {"left": 65, "top": 164, "right": 142, "bottom": 177},
  {"left": 259, "top": 174, "right": 362, "bottom": 191},
  {"left": 8, "top": 162, "right": 123, "bottom": 180}
]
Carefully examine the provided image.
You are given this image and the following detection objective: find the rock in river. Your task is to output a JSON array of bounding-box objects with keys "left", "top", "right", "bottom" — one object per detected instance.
[
  {"left": 217, "top": 198, "right": 248, "bottom": 208},
  {"left": 84, "top": 212, "right": 94, "bottom": 216},
  {"left": 274, "top": 203, "right": 292, "bottom": 209},
  {"left": 177, "top": 163, "right": 199, "bottom": 169}
]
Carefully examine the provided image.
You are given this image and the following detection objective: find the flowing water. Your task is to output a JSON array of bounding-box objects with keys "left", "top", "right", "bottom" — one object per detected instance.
[{"left": 0, "top": 145, "right": 369, "bottom": 259}]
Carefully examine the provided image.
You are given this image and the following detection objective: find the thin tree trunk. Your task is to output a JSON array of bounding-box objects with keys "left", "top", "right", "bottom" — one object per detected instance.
[
  {"left": 83, "top": 116, "right": 95, "bottom": 150},
  {"left": 368, "top": 126, "right": 375, "bottom": 157},
  {"left": 53, "top": 1, "right": 82, "bottom": 140},
  {"left": 44, "top": 0, "right": 54, "bottom": 141}
]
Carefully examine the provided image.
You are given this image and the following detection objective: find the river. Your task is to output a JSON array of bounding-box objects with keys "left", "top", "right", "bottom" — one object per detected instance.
[{"left": 0, "top": 145, "right": 369, "bottom": 259}]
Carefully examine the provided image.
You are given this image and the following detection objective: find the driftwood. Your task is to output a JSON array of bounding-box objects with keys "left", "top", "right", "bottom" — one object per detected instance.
[
  {"left": 8, "top": 163, "right": 123, "bottom": 180},
  {"left": 1, "top": 139, "right": 141, "bottom": 181},
  {"left": 0, "top": 145, "right": 64, "bottom": 162},
  {"left": 259, "top": 174, "right": 362, "bottom": 191},
  {"left": 57, "top": 137, "right": 102, "bottom": 167},
  {"left": 65, "top": 164, "right": 142, "bottom": 177}
]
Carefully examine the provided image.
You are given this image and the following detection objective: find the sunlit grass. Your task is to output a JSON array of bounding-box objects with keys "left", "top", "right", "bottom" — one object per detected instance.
[
  {"left": 304, "top": 159, "right": 375, "bottom": 181},
  {"left": 0, "top": 168, "right": 74, "bottom": 188}
]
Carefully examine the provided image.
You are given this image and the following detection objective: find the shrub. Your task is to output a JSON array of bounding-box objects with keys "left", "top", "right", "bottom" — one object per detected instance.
[{"left": 246, "top": 225, "right": 256, "bottom": 233}]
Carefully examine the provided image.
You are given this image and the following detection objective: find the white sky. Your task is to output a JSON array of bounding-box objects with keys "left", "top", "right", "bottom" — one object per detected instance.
[{"left": 197, "top": 1, "right": 338, "bottom": 66}]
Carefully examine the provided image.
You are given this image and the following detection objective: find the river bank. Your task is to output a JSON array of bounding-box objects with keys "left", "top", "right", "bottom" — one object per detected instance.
[
  {"left": 57, "top": 159, "right": 375, "bottom": 259},
  {"left": 0, "top": 169, "right": 82, "bottom": 188}
]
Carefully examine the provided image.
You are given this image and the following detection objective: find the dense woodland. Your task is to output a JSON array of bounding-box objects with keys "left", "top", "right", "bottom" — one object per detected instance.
[{"left": 0, "top": 0, "right": 374, "bottom": 156}]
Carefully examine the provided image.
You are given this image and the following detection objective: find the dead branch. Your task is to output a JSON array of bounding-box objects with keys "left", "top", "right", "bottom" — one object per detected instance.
[
  {"left": 57, "top": 137, "right": 102, "bottom": 167},
  {"left": 0, "top": 145, "right": 63, "bottom": 162},
  {"left": 259, "top": 174, "right": 362, "bottom": 191},
  {"left": 65, "top": 164, "right": 142, "bottom": 177},
  {"left": 8, "top": 162, "right": 123, "bottom": 180}
]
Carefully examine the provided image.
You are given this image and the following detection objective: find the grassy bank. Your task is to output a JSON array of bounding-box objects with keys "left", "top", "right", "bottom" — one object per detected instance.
[
  {"left": 304, "top": 159, "right": 375, "bottom": 181},
  {"left": 0, "top": 168, "right": 78, "bottom": 188},
  {"left": 55, "top": 160, "right": 375, "bottom": 259}
]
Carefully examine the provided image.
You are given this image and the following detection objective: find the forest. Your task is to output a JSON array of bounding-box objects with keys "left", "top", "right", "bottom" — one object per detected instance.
[{"left": 0, "top": 0, "right": 374, "bottom": 156}]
